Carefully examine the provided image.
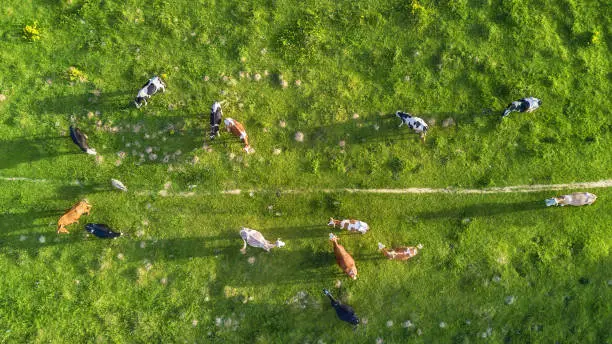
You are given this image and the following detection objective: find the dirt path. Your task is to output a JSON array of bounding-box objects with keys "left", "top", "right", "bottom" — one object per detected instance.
[
  {"left": 219, "top": 179, "right": 612, "bottom": 196},
  {"left": 2, "top": 176, "right": 611, "bottom": 196}
]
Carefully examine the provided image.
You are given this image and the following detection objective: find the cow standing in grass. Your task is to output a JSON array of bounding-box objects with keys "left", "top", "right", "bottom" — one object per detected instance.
[
  {"left": 396, "top": 111, "right": 429, "bottom": 142},
  {"left": 502, "top": 97, "right": 541, "bottom": 117},
  {"left": 323, "top": 289, "right": 360, "bottom": 326},
  {"left": 545, "top": 192, "right": 597, "bottom": 207},
  {"left": 224, "top": 118, "right": 253, "bottom": 153},
  {"left": 69, "top": 126, "right": 97, "bottom": 155},
  {"left": 209, "top": 102, "right": 223, "bottom": 140},
  {"left": 328, "top": 217, "right": 369, "bottom": 234},
  {"left": 239, "top": 227, "right": 285, "bottom": 254},
  {"left": 378, "top": 242, "right": 422, "bottom": 261},
  {"left": 57, "top": 200, "right": 91, "bottom": 234},
  {"left": 134, "top": 76, "right": 166, "bottom": 108},
  {"left": 329, "top": 233, "right": 357, "bottom": 280}
]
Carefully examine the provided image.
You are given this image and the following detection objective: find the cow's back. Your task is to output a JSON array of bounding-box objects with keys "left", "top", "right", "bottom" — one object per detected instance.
[{"left": 568, "top": 192, "right": 596, "bottom": 206}]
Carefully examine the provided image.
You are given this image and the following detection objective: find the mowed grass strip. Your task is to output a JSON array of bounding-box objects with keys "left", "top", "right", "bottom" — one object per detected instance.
[{"left": 1, "top": 182, "right": 610, "bottom": 343}]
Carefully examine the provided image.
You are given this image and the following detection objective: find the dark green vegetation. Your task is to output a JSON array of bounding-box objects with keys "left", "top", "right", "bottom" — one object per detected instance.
[{"left": 0, "top": 0, "right": 610, "bottom": 342}]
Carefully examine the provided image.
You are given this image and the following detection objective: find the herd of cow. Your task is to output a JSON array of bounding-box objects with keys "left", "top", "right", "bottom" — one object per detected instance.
[{"left": 57, "top": 75, "right": 599, "bottom": 326}]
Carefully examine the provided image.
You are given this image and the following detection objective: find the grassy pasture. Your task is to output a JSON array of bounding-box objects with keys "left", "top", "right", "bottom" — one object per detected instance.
[
  {"left": 0, "top": 0, "right": 611, "bottom": 343},
  {"left": 1, "top": 184, "right": 611, "bottom": 343}
]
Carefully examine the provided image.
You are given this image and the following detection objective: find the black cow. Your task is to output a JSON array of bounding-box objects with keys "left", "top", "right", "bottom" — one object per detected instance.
[
  {"left": 323, "top": 289, "right": 360, "bottom": 326},
  {"left": 210, "top": 102, "right": 223, "bottom": 139},
  {"left": 135, "top": 76, "right": 166, "bottom": 108},
  {"left": 502, "top": 97, "right": 541, "bottom": 117},
  {"left": 85, "top": 223, "right": 122, "bottom": 239},
  {"left": 69, "top": 126, "right": 96, "bottom": 155}
]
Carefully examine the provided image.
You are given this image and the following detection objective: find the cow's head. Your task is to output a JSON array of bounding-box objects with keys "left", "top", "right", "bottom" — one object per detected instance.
[
  {"left": 348, "top": 268, "right": 357, "bottom": 280},
  {"left": 328, "top": 218, "right": 337, "bottom": 227},
  {"left": 78, "top": 199, "right": 92, "bottom": 211},
  {"left": 275, "top": 239, "right": 286, "bottom": 248},
  {"left": 545, "top": 198, "right": 559, "bottom": 206},
  {"left": 134, "top": 97, "right": 145, "bottom": 108}
]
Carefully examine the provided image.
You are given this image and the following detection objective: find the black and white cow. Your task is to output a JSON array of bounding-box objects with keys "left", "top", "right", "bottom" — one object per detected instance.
[
  {"left": 396, "top": 111, "right": 429, "bottom": 141},
  {"left": 502, "top": 97, "right": 541, "bottom": 118},
  {"left": 209, "top": 101, "right": 223, "bottom": 140},
  {"left": 134, "top": 76, "right": 166, "bottom": 108},
  {"left": 69, "top": 126, "right": 97, "bottom": 155}
]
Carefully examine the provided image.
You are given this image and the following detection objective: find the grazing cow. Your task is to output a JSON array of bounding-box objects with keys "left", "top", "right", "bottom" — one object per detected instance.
[
  {"left": 378, "top": 242, "right": 423, "bottom": 261},
  {"left": 239, "top": 227, "right": 285, "bottom": 254},
  {"left": 85, "top": 223, "right": 122, "bottom": 238},
  {"left": 57, "top": 200, "right": 91, "bottom": 234},
  {"left": 209, "top": 102, "right": 223, "bottom": 140},
  {"left": 545, "top": 192, "right": 597, "bottom": 207},
  {"left": 329, "top": 233, "right": 357, "bottom": 280},
  {"left": 323, "top": 289, "right": 360, "bottom": 326},
  {"left": 502, "top": 97, "right": 541, "bottom": 117},
  {"left": 328, "top": 217, "right": 369, "bottom": 234},
  {"left": 224, "top": 118, "right": 253, "bottom": 153},
  {"left": 396, "top": 111, "right": 429, "bottom": 141},
  {"left": 69, "top": 126, "right": 96, "bottom": 155},
  {"left": 134, "top": 76, "right": 166, "bottom": 108},
  {"left": 111, "top": 179, "right": 128, "bottom": 192}
]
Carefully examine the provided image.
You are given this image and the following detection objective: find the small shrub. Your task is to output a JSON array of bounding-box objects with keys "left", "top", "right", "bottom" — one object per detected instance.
[
  {"left": 388, "top": 156, "right": 405, "bottom": 179},
  {"left": 23, "top": 23, "right": 41, "bottom": 42},
  {"left": 66, "top": 67, "right": 87, "bottom": 83}
]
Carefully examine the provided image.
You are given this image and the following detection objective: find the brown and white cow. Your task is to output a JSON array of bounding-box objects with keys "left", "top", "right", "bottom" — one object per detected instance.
[
  {"left": 224, "top": 118, "right": 253, "bottom": 153},
  {"left": 328, "top": 217, "right": 369, "bottom": 234},
  {"left": 239, "top": 227, "right": 285, "bottom": 254},
  {"left": 57, "top": 200, "right": 91, "bottom": 234},
  {"left": 378, "top": 242, "right": 422, "bottom": 261},
  {"left": 545, "top": 192, "right": 597, "bottom": 207},
  {"left": 329, "top": 233, "right": 357, "bottom": 280}
]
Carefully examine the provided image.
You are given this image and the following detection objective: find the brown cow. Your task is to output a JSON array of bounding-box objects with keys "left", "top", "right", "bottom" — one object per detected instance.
[
  {"left": 378, "top": 242, "right": 423, "bottom": 261},
  {"left": 329, "top": 233, "right": 357, "bottom": 280},
  {"left": 57, "top": 200, "right": 91, "bottom": 234},
  {"left": 224, "top": 118, "right": 252, "bottom": 153}
]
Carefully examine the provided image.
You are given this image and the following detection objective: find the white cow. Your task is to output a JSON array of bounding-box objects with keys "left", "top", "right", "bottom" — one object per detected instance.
[
  {"left": 135, "top": 76, "right": 166, "bottom": 108},
  {"left": 328, "top": 217, "right": 369, "bottom": 234},
  {"left": 396, "top": 111, "right": 429, "bottom": 142},
  {"left": 239, "top": 227, "right": 285, "bottom": 254},
  {"left": 545, "top": 192, "right": 597, "bottom": 207}
]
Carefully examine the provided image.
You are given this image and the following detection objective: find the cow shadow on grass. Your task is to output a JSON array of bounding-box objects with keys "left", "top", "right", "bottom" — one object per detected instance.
[
  {"left": 33, "top": 89, "right": 135, "bottom": 116},
  {"left": 53, "top": 183, "right": 111, "bottom": 201},
  {"left": 417, "top": 200, "right": 545, "bottom": 220},
  {"left": 298, "top": 110, "right": 501, "bottom": 149},
  {"left": 0, "top": 136, "right": 81, "bottom": 170},
  {"left": 0, "top": 209, "right": 63, "bottom": 234},
  {"left": 212, "top": 248, "right": 336, "bottom": 287},
  {"left": 300, "top": 114, "right": 407, "bottom": 147},
  {"left": 256, "top": 224, "right": 327, "bottom": 240},
  {"left": 98, "top": 117, "right": 212, "bottom": 165},
  {"left": 0, "top": 233, "right": 234, "bottom": 260}
]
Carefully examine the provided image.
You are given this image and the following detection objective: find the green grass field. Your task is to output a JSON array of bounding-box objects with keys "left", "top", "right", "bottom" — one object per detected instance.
[{"left": 0, "top": 0, "right": 610, "bottom": 343}]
